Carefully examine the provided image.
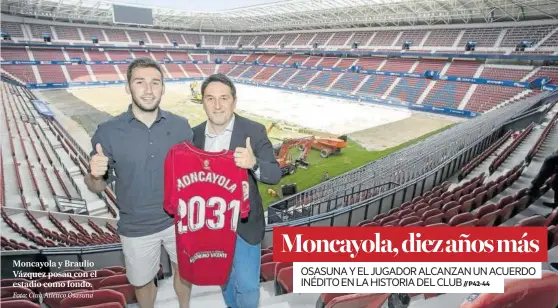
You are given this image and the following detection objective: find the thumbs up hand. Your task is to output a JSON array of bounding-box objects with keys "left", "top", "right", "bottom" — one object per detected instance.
[
  {"left": 90, "top": 143, "right": 109, "bottom": 179},
  {"left": 234, "top": 137, "right": 257, "bottom": 169}
]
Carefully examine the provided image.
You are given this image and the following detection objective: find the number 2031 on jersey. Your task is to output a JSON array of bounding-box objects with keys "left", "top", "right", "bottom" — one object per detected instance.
[{"left": 177, "top": 196, "right": 241, "bottom": 233}]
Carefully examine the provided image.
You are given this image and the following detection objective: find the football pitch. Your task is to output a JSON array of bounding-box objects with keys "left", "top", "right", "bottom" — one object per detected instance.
[
  {"left": 36, "top": 82, "right": 459, "bottom": 209},
  {"left": 258, "top": 124, "right": 453, "bottom": 207}
]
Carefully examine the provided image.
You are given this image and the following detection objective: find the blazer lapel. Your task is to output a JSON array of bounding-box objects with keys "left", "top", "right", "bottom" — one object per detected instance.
[
  {"left": 229, "top": 115, "right": 244, "bottom": 150},
  {"left": 194, "top": 122, "right": 206, "bottom": 150}
]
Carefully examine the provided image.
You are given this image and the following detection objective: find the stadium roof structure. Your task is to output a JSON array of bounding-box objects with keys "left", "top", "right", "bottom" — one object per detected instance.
[{"left": 2, "top": 0, "right": 558, "bottom": 32}]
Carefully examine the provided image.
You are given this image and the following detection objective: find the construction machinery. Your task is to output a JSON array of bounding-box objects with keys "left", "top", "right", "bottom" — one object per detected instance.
[
  {"left": 273, "top": 135, "right": 348, "bottom": 176},
  {"left": 189, "top": 81, "right": 202, "bottom": 103},
  {"left": 266, "top": 122, "right": 277, "bottom": 135},
  {"left": 266, "top": 121, "right": 348, "bottom": 158},
  {"left": 273, "top": 138, "right": 312, "bottom": 176},
  {"left": 307, "top": 135, "right": 348, "bottom": 158},
  {"left": 266, "top": 121, "right": 348, "bottom": 176}
]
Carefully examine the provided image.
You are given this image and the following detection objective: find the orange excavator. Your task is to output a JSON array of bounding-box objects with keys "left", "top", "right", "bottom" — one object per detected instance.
[
  {"left": 273, "top": 135, "right": 348, "bottom": 176},
  {"left": 273, "top": 138, "right": 312, "bottom": 176}
]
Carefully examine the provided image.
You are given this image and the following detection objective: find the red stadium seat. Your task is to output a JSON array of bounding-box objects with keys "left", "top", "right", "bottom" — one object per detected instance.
[
  {"left": 426, "top": 223, "right": 448, "bottom": 227},
  {"left": 1, "top": 286, "right": 36, "bottom": 302},
  {"left": 497, "top": 195, "right": 514, "bottom": 209},
  {"left": 273, "top": 261, "right": 294, "bottom": 294},
  {"left": 42, "top": 280, "right": 94, "bottom": 308},
  {"left": 84, "top": 269, "right": 116, "bottom": 289},
  {"left": 442, "top": 201, "right": 461, "bottom": 222},
  {"left": 275, "top": 262, "right": 293, "bottom": 277},
  {"left": 460, "top": 271, "right": 558, "bottom": 308},
  {"left": 498, "top": 201, "right": 516, "bottom": 224},
  {"left": 473, "top": 203, "right": 501, "bottom": 226},
  {"left": 379, "top": 215, "right": 399, "bottom": 225},
  {"left": 1, "top": 279, "right": 30, "bottom": 288},
  {"left": 37, "top": 275, "right": 75, "bottom": 287},
  {"left": 399, "top": 216, "right": 422, "bottom": 226},
  {"left": 103, "top": 266, "right": 125, "bottom": 274},
  {"left": 99, "top": 274, "right": 129, "bottom": 287},
  {"left": 71, "top": 303, "right": 123, "bottom": 308},
  {"left": 60, "top": 289, "right": 126, "bottom": 308},
  {"left": 546, "top": 207, "right": 558, "bottom": 226},
  {"left": 372, "top": 213, "right": 388, "bottom": 222},
  {"left": 357, "top": 219, "right": 373, "bottom": 226},
  {"left": 548, "top": 225, "right": 558, "bottom": 248},
  {"left": 277, "top": 266, "right": 293, "bottom": 294},
  {"left": 516, "top": 215, "right": 547, "bottom": 227},
  {"left": 63, "top": 269, "right": 86, "bottom": 277},
  {"left": 324, "top": 293, "right": 390, "bottom": 308},
  {"left": 401, "top": 201, "right": 414, "bottom": 209},
  {"left": 99, "top": 285, "right": 137, "bottom": 304},
  {"left": 515, "top": 196, "right": 530, "bottom": 213},
  {"left": 261, "top": 253, "right": 274, "bottom": 264},
  {"left": 430, "top": 199, "right": 444, "bottom": 210},
  {"left": 413, "top": 203, "right": 431, "bottom": 217},
  {"left": 261, "top": 248, "right": 273, "bottom": 256},
  {"left": 260, "top": 262, "right": 278, "bottom": 281},
  {"left": 397, "top": 208, "right": 414, "bottom": 218},
  {"left": 0, "top": 300, "right": 41, "bottom": 308},
  {"left": 316, "top": 293, "right": 353, "bottom": 308},
  {"left": 383, "top": 221, "right": 399, "bottom": 226},
  {"left": 36, "top": 276, "right": 77, "bottom": 294},
  {"left": 449, "top": 212, "right": 477, "bottom": 226},
  {"left": 422, "top": 208, "right": 444, "bottom": 225}
]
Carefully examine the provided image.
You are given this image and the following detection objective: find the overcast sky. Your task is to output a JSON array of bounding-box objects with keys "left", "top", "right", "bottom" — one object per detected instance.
[{"left": 108, "top": 0, "right": 283, "bottom": 11}]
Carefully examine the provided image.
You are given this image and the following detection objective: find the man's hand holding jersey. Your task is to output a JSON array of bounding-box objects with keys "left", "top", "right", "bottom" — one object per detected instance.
[{"left": 234, "top": 137, "right": 257, "bottom": 169}]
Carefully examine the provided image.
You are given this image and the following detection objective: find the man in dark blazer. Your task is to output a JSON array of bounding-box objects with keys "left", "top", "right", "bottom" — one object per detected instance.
[{"left": 192, "top": 73, "right": 281, "bottom": 308}]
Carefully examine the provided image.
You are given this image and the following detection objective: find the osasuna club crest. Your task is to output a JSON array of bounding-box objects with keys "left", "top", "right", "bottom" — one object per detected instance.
[{"left": 203, "top": 160, "right": 210, "bottom": 169}]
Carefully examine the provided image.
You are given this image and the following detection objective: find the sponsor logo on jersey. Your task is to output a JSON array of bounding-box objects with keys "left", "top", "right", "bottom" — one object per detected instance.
[
  {"left": 188, "top": 250, "right": 228, "bottom": 263},
  {"left": 242, "top": 181, "right": 249, "bottom": 201}
]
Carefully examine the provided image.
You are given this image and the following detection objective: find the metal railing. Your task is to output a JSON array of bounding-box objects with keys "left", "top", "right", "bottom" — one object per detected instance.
[
  {"left": 54, "top": 195, "right": 88, "bottom": 215},
  {"left": 267, "top": 181, "right": 399, "bottom": 223}
]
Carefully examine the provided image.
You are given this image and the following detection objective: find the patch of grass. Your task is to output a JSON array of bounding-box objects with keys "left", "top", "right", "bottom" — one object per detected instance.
[{"left": 258, "top": 123, "right": 454, "bottom": 208}]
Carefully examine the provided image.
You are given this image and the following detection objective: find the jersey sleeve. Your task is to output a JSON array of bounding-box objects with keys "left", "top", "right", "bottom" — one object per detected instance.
[{"left": 163, "top": 147, "right": 176, "bottom": 215}]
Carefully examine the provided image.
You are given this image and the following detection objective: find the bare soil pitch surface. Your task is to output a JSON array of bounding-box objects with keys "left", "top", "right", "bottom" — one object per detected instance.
[
  {"left": 348, "top": 113, "right": 460, "bottom": 151},
  {"left": 37, "top": 86, "right": 460, "bottom": 152},
  {"left": 38, "top": 86, "right": 310, "bottom": 143},
  {"left": 37, "top": 88, "right": 113, "bottom": 137}
]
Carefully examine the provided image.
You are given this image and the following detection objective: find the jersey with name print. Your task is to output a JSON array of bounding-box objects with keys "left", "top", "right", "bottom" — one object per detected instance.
[{"left": 163, "top": 142, "right": 250, "bottom": 285}]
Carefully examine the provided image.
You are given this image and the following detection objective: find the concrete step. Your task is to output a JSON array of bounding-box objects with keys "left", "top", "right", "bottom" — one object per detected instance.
[{"left": 86, "top": 199, "right": 109, "bottom": 216}]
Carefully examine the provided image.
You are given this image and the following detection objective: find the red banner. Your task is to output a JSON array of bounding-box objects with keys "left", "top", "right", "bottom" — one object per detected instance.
[{"left": 272, "top": 227, "right": 548, "bottom": 262}]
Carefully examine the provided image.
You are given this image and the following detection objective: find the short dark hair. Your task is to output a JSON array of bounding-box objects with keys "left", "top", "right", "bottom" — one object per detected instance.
[
  {"left": 126, "top": 58, "right": 164, "bottom": 84},
  {"left": 201, "top": 73, "right": 236, "bottom": 100}
]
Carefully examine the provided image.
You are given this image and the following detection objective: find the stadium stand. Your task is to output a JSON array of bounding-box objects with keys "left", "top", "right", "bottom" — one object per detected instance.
[
  {"left": 1, "top": 43, "right": 556, "bottom": 113},
  {"left": 2, "top": 0, "right": 558, "bottom": 306}
]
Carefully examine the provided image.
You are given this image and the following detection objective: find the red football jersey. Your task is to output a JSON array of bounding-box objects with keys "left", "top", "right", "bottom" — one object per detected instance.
[{"left": 163, "top": 142, "right": 250, "bottom": 286}]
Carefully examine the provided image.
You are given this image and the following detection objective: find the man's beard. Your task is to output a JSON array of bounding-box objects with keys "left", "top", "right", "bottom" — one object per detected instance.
[{"left": 132, "top": 96, "right": 160, "bottom": 112}]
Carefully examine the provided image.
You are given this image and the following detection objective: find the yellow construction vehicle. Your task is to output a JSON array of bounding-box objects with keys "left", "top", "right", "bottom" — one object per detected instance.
[{"left": 190, "top": 81, "right": 202, "bottom": 103}]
